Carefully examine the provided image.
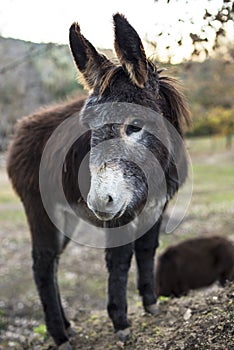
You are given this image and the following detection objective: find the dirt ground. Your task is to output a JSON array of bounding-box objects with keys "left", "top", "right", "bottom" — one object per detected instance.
[
  {"left": 1, "top": 229, "right": 234, "bottom": 350},
  {"left": 0, "top": 148, "right": 234, "bottom": 350}
]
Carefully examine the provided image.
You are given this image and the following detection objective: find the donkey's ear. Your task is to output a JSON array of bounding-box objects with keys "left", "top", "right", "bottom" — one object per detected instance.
[
  {"left": 69, "top": 22, "right": 112, "bottom": 89},
  {"left": 113, "top": 13, "right": 148, "bottom": 88}
]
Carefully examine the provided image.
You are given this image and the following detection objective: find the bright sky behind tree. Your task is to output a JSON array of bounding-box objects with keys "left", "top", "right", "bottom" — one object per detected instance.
[{"left": 0, "top": 0, "right": 230, "bottom": 63}]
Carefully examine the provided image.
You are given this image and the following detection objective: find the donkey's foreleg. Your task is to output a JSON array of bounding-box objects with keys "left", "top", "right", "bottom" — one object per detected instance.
[
  {"left": 54, "top": 256, "right": 76, "bottom": 338},
  {"left": 32, "top": 246, "right": 72, "bottom": 349},
  {"left": 105, "top": 244, "right": 133, "bottom": 341},
  {"left": 134, "top": 220, "right": 161, "bottom": 314}
]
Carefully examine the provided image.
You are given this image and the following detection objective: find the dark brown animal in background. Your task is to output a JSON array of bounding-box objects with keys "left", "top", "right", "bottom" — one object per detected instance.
[{"left": 155, "top": 236, "right": 234, "bottom": 297}]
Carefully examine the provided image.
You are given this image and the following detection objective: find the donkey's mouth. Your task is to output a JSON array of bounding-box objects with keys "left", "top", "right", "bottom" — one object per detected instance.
[{"left": 94, "top": 205, "right": 127, "bottom": 222}]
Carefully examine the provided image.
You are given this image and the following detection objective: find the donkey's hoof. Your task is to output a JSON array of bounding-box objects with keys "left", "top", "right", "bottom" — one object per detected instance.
[
  {"left": 144, "top": 303, "right": 158, "bottom": 315},
  {"left": 66, "top": 326, "right": 77, "bottom": 338},
  {"left": 116, "top": 328, "right": 131, "bottom": 342},
  {"left": 58, "top": 341, "right": 73, "bottom": 350}
]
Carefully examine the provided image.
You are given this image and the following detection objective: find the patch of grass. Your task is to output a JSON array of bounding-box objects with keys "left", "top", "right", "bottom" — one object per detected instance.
[
  {"left": 0, "top": 208, "right": 26, "bottom": 224},
  {"left": 158, "top": 296, "right": 169, "bottom": 302},
  {"left": 0, "top": 309, "right": 8, "bottom": 332},
  {"left": 193, "top": 163, "right": 234, "bottom": 183},
  {"left": 159, "top": 142, "right": 234, "bottom": 248},
  {"left": 84, "top": 278, "right": 106, "bottom": 299},
  {"left": 0, "top": 169, "right": 26, "bottom": 224},
  {"left": 186, "top": 136, "right": 227, "bottom": 155},
  {"left": 0, "top": 190, "right": 19, "bottom": 204},
  {"left": 33, "top": 324, "right": 49, "bottom": 342},
  {"left": 192, "top": 163, "right": 234, "bottom": 206},
  {"left": 33, "top": 324, "right": 47, "bottom": 336},
  {"left": 0, "top": 170, "right": 19, "bottom": 204}
]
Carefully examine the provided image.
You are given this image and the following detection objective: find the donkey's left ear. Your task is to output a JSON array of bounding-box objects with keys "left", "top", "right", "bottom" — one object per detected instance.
[
  {"left": 69, "top": 22, "right": 113, "bottom": 89},
  {"left": 113, "top": 13, "right": 148, "bottom": 88}
]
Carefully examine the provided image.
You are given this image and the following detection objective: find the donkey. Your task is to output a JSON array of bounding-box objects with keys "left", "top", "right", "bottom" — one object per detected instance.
[
  {"left": 155, "top": 236, "right": 234, "bottom": 298},
  {"left": 7, "top": 14, "right": 190, "bottom": 350}
]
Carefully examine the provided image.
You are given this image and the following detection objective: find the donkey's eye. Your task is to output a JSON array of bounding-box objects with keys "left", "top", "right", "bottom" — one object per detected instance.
[{"left": 125, "top": 119, "right": 144, "bottom": 136}]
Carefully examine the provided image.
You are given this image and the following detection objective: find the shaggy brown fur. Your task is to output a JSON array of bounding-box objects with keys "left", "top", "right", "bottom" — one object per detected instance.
[
  {"left": 155, "top": 236, "right": 234, "bottom": 297},
  {"left": 7, "top": 98, "right": 86, "bottom": 196}
]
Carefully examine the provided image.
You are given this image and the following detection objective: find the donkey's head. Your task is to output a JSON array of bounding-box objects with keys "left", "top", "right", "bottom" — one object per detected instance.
[{"left": 69, "top": 14, "right": 189, "bottom": 223}]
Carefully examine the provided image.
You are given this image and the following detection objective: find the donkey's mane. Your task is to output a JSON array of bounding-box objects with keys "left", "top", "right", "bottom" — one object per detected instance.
[{"left": 158, "top": 75, "right": 191, "bottom": 132}]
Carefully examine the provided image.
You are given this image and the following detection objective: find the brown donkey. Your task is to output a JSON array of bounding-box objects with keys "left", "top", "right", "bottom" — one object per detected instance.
[
  {"left": 7, "top": 14, "right": 190, "bottom": 349},
  {"left": 155, "top": 236, "right": 234, "bottom": 298}
]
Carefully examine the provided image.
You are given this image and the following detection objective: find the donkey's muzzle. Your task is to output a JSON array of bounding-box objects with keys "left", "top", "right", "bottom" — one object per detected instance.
[
  {"left": 91, "top": 209, "right": 123, "bottom": 221},
  {"left": 87, "top": 192, "right": 126, "bottom": 221}
]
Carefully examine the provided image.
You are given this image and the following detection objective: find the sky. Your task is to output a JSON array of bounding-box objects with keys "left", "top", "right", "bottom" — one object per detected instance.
[{"left": 0, "top": 0, "right": 229, "bottom": 62}]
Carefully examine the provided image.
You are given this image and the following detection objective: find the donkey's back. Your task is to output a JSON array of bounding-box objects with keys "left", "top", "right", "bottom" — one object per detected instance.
[{"left": 7, "top": 98, "right": 85, "bottom": 197}]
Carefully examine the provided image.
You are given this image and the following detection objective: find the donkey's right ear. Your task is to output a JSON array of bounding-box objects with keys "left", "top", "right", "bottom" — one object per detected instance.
[
  {"left": 113, "top": 14, "right": 148, "bottom": 88},
  {"left": 69, "top": 22, "right": 112, "bottom": 89}
]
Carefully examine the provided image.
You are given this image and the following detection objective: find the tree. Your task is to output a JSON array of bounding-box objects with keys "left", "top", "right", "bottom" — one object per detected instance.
[
  {"left": 187, "top": 107, "right": 234, "bottom": 149},
  {"left": 154, "top": 0, "right": 234, "bottom": 60},
  {"left": 208, "top": 107, "right": 234, "bottom": 149}
]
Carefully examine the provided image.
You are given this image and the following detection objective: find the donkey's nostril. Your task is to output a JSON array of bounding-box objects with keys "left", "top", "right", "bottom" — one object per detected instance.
[{"left": 107, "top": 195, "right": 113, "bottom": 203}]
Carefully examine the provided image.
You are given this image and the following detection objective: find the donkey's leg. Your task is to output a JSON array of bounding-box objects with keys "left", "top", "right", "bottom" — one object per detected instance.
[
  {"left": 54, "top": 255, "right": 75, "bottom": 338},
  {"left": 26, "top": 198, "right": 72, "bottom": 350},
  {"left": 105, "top": 244, "right": 133, "bottom": 341},
  {"left": 56, "top": 239, "right": 77, "bottom": 339},
  {"left": 32, "top": 245, "right": 72, "bottom": 349},
  {"left": 134, "top": 220, "right": 161, "bottom": 314}
]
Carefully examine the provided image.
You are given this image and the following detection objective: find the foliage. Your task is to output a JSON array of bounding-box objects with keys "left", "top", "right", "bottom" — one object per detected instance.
[
  {"left": 180, "top": 57, "right": 234, "bottom": 144},
  {"left": 0, "top": 37, "right": 233, "bottom": 150},
  {"left": 33, "top": 324, "right": 46, "bottom": 334},
  {"left": 33, "top": 324, "right": 48, "bottom": 341},
  {"left": 0, "top": 37, "right": 84, "bottom": 151},
  {"left": 187, "top": 107, "right": 234, "bottom": 135},
  {"left": 155, "top": 0, "right": 234, "bottom": 59}
]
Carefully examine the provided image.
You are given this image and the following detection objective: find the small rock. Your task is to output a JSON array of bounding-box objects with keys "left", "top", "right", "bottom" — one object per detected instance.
[
  {"left": 184, "top": 308, "right": 192, "bottom": 321},
  {"left": 116, "top": 340, "right": 125, "bottom": 349}
]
